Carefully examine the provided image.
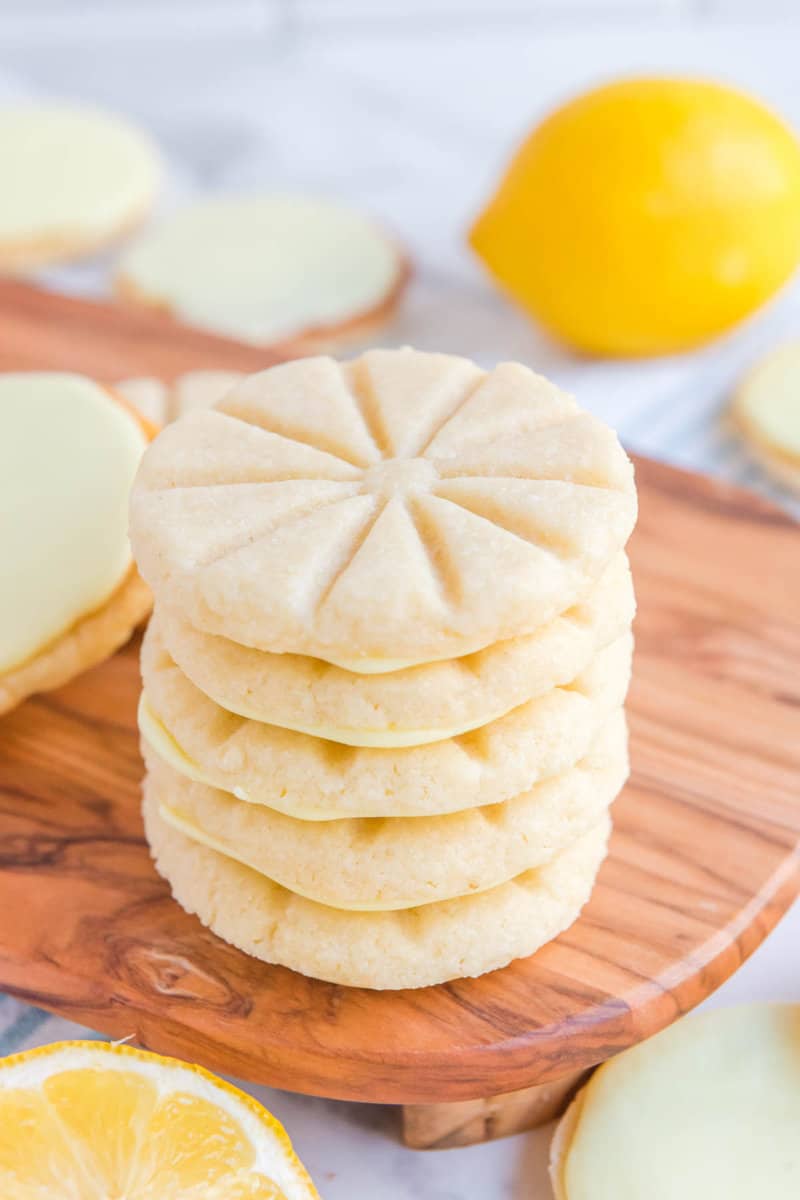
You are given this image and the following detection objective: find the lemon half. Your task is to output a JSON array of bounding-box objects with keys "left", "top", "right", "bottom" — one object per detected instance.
[{"left": 0, "top": 1040, "right": 319, "bottom": 1199}]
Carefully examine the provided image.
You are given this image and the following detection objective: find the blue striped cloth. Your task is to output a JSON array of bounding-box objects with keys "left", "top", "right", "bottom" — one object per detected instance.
[{"left": 0, "top": 1001, "right": 105, "bottom": 1057}]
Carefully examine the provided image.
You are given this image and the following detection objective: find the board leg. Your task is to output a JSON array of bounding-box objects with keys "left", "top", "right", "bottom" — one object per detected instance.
[{"left": 400, "top": 1068, "right": 588, "bottom": 1149}]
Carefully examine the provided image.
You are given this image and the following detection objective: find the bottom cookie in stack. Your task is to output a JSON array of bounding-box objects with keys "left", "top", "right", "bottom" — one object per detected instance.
[{"left": 144, "top": 791, "right": 612, "bottom": 991}]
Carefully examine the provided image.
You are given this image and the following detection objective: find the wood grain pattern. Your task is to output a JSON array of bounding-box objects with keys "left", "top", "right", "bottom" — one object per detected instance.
[
  {"left": 0, "top": 283, "right": 799, "bottom": 1107},
  {"left": 402, "top": 1071, "right": 588, "bottom": 1149},
  {"left": 0, "top": 278, "right": 288, "bottom": 380}
]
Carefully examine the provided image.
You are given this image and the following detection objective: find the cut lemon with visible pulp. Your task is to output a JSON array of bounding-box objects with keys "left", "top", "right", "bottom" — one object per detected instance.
[{"left": 0, "top": 1040, "right": 319, "bottom": 1199}]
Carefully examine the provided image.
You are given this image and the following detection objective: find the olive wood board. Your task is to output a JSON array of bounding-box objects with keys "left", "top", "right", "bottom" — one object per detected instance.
[{"left": 0, "top": 281, "right": 799, "bottom": 1142}]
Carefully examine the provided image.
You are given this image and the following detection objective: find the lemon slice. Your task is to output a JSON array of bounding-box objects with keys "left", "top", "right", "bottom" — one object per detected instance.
[{"left": 0, "top": 1040, "right": 319, "bottom": 1199}]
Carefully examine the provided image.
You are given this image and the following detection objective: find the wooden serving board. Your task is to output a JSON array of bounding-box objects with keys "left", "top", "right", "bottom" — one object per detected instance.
[{"left": 1, "top": 283, "right": 799, "bottom": 1144}]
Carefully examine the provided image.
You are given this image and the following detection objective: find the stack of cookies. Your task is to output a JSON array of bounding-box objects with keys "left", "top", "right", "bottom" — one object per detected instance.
[{"left": 129, "top": 349, "right": 637, "bottom": 990}]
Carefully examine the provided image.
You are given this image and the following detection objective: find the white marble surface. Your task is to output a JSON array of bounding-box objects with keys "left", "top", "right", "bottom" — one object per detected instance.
[{"left": 0, "top": 4, "right": 799, "bottom": 1197}]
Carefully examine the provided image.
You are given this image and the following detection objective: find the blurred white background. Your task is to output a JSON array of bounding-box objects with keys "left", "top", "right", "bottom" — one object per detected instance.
[{"left": 1, "top": 4, "right": 799, "bottom": 1197}]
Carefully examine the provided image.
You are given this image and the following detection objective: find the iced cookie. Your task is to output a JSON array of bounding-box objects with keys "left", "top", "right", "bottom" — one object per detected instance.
[
  {"left": 0, "top": 105, "right": 160, "bottom": 271},
  {"left": 732, "top": 341, "right": 800, "bottom": 494},
  {"left": 550, "top": 1004, "right": 800, "bottom": 1200},
  {"left": 144, "top": 793, "right": 610, "bottom": 989},
  {"left": 115, "top": 196, "right": 408, "bottom": 349},
  {"left": 144, "top": 710, "right": 627, "bottom": 911},
  {"left": 130, "top": 350, "right": 637, "bottom": 666},
  {"left": 154, "top": 553, "right": 634, "bottom": 747},
  {"left": 0, "top": 373, "right": 152, "bottom": 714},
  {"left": 139, "top": 624, "right": 632, "bottom": 819}
]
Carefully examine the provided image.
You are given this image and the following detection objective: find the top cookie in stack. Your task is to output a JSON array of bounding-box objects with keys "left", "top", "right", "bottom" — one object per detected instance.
[{"left": 130, "top": 348, "right": 637, "bottom": 989}]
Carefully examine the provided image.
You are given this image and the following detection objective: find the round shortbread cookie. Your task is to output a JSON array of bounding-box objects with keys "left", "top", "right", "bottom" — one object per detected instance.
[
  {"left": 139, "top": 624, "right": 632, "bottom": 819},
  {"left": 0, "top": 106, "right": 160, "bottom": 271},
  {"left": 116, "top": 370, "right": 244, "bottom": 429},
  {"left": 130, "top": 349, "right": 637, "bottom": 666},
  {"left": 731, "top": 341, "right": 800, "bottom": 495},
  {"left": 144, "top": 794, "right": 610, "bottom": 989},
  {"left": 550, "top": 1005, "right": 800, "bottom": 1200},
  {"left": 0, "top": 373, "right": 153, "bottom": 714},
  {"left": 144, "top": 710, "right": 627, "bottom": 911},
  {"left": 115, "top": 196, "right": 408, "bottom": 348},
  {"left": 155, "top": 553, "right": 634, "bottom": 747}
]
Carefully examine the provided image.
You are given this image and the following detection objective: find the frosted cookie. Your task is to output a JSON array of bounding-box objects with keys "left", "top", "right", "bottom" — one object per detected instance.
[
  {"left": 0, "top": 106, "right": 160, "bottom": 271},
  {"left": 0, "top": 373, "right": 152, "bottom": 714},
  {"left": 155, "top": 554, "right": 634, "bottom": 747},
  {"left": 117, "top": 369, "right": 244, "bottom": 428},
  {"left": 144, "top": 710, "right": 627, "bottom": 911},
  {"left": 732, "top": 341, "right": 800, "bottom": 494},
  {"left": 115, "top": 197, "right": 408, "bottom": 349},
  {"left": 130, "top": 350, "right": 637, "bottom": 665},
  {"left": 550, "top": 1004, "right": 800, "bottom": 1200},
  {"left": 139, "top": 625, "right": 632, "bottom": 819},
  {"left": 144, "top": 794, "right": 610, "bottom": 989}
]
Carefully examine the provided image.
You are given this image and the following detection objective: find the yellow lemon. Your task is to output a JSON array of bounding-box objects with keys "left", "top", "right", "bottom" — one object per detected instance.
[
  {"left": 470, "top": 77, "right": 800, "bottom": 356},
  {"left": 0, "top": 1040, "right": 319, "bottom": 1199}
]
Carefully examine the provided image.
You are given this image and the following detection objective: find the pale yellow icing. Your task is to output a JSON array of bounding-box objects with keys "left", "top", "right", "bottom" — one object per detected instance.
[
  {"left": 555, "top": 1004, "right": 800, "bottom": 1200},
  {"left": 224, "top": 710, "right": 489, "bottom": 748},
  {"left": 319, "top": 653, "right": 439, "bottom": 675},
  {"left": 118, "top": 196, "right": 402, "bottom": 343},
  {"left": 737, "top": 341, "right": 800, "bottom": 457},
  {"left": 0, "top": 106, "right": 159, "bottom": 247},
  {"left": 0, "top": 374, "right": 147, "bottom": 673}
]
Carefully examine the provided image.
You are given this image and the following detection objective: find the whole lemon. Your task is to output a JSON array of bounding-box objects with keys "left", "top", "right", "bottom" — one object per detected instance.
[{"left": 470, "top": 78, "right": 800, "bottom": 356}]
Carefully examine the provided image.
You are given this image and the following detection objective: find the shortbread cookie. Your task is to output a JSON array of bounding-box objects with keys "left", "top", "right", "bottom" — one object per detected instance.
[
  {"left": 0, "top": 106, "right": 159, "bottom": 271},
  {"left": 155, "top": 553, "right": 634, "bottom": 747},
  {"left": 550, "top": 1004, "right": 800, "bottom": 1200},
  {"left": 144, "top": 709, "right": 627, "bottom": 910},
  {"left": 130, "top": 350, "right": 637, "bottom": 666},
  {"left": 144, "top": 794, "right": 610, "bottom": 989},
  {"left": 139, "top": 624, "right": 632, "bottom": 819},
  {"left": 731, "top": 341, "right": 800, "bottom": 494},
  {"left": 116, "top": 196, "right": 408, "bottom": 348},
  {"left": 0, "top": 569, "right": 150, "bottom": 716},
  {"left": 117, "top": 370, "right": 244, "bottom": 428},
  {"left": 0, "top": 373, "right": 152, "bottom": 714}
]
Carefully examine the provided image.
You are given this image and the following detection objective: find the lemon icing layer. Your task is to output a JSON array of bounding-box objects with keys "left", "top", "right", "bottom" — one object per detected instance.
[
  {"left": 118, "top": 196, "right": 403, "bottom": 344},
  {"left": 0, "top": 106, "right": 159, "bottom": 255},
  {"left": 0, "top": 373, "right": 148, "bottom": 673},
  {"left": 735, "top": 341, "right": 800, "bottom": 459},
  {"left": 317, "top": 654, "right": 432, "bottom": 675},
  {"left": 553, "top": 1004, "right": 800, "bottom": 1200}
]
